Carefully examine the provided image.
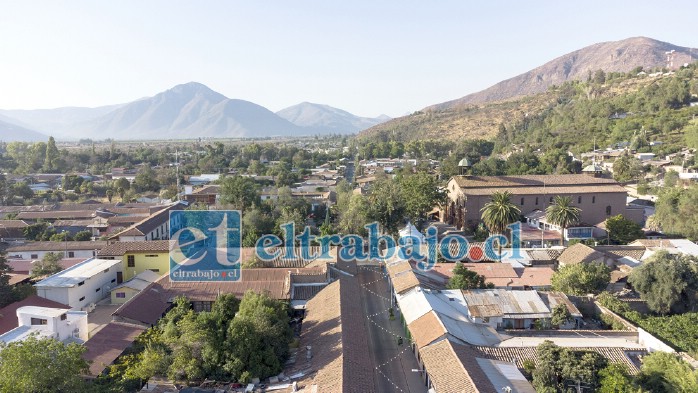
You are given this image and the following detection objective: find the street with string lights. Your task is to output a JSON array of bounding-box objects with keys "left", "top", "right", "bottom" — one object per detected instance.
[{"left": 357, "top": 264, "right": 428, "bottom": 393}]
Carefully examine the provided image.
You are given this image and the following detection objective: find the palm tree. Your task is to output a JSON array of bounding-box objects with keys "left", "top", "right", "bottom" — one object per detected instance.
[
  {"left": 480, "top": 191, "right": 521, "bottom": 259},
  {"left": 546, "top": 195, "right": 581, "bottom": 245}
]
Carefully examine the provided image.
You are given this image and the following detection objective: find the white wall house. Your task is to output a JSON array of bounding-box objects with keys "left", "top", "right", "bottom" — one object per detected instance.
[
  {"left": 6, "top": 241, "right": 107, "bottom": 260},
  {"left": 35, "top": 258, "right": 123, "bottom": 310},
  {"left": 0, "top": 306, "right": 88, "bottom": 344}
]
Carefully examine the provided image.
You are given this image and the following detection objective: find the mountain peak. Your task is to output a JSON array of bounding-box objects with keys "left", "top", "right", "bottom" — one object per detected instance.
[
  {"left": 167, "top": 82, "right": 225, "bottom": 98},
  {"left": 431, "top": 36, "right": 696, "bottom": 109},
  {"left": 277, "top": 102, "right": 390, "bottom": 134}
]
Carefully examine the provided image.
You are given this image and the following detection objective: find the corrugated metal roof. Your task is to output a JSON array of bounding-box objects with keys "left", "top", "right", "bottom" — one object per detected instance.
[
  {"left": 462, "top": 289, "right": 551, "bottom": 319},
  {"left": 35, "top": 258, "right": 122, "bottom": 288}
]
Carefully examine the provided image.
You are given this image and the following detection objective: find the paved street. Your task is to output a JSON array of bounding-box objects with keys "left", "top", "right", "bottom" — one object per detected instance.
[{"left": 357, "top": 266, "right": 427, "bottom": 393}]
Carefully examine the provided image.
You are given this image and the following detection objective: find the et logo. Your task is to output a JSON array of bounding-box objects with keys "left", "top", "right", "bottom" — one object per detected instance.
[{"left": 169, "top": 210, "right": 241, "bottom": 282}]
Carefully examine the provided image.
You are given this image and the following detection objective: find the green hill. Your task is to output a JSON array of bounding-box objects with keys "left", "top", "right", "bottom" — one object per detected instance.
[{"left": 360, "top": 64, "right": 698, "bottom": 155}]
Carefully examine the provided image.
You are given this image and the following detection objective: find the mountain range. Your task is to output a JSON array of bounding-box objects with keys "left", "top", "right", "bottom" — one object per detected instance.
[
  {"left": 363, "top": 36, "right": 697, "bottom": 140},
  {"left": 0, "top": 83, "right": 390, "bottom": 141},
  {"left": 2, "top": 36, "right": 695, "bottom": 143}
]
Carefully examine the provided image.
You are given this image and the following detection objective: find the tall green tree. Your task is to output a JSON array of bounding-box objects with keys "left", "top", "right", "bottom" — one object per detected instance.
[
  {"left": 612, "top": 154, "right": 642, "bottom": 183},
  {"left": 219, "top": 176, "right": 259, "bottom": 211},
  {"left": 42, "top": 136, "right": 60, "bottom": 173},
  {"left": 133, "top": 166, "right": 160, "bottom": 193},
  {"left": 551, "top": 262, "right": 611, "bottom": 295},
  {"left": 223, "top": 291, "right": 292, "bottom": 381},
  {"left": 481, "top": 191, "right": 521, "bottom": 235},
  {"left": 598, "top": 364, "right": 634, "bottom": 393},
  {"left": 546, "top": 195, "right": 581, "bottom": 245},
  {"left": 605, "top": 215, "right": 644, "bottom": 245},
  {"left": 398, "top": 172, "right": 446, "bottom": 230},
  {"left": 550, "top": 304, "right": 572, "bottom": 328},
  {"left": 654, "top": 185, "right": 698, "bottom": 240},
  {"left": 480, "top": 191, "right": 520, "bottom": 257},
  {"left": 532, "top": 341, "right": 608, "bottom": 392},
  {"left": 366, "top": 178, "right": 406, "bottom": 235},
  {"left": 0, "top": 251, "right": 13, "bottom": 308},
  {"left": 31, "top": 252, "right": 63, "bottom": 278},
  {"left": 0, "top": 336, "right": 89, "bottom": 392},
  {"left": 636, "top": 351, "right": 698, "bottom": 392},
  {"left": 338, "top": 194, "right": 369, "bottom": 236},
  {"left": 628, "top": 250, "right": 698, "bottom": 315}
]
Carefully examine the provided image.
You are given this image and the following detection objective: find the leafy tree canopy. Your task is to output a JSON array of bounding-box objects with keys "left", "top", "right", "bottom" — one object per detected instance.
[
  {"left": 552, "top": 262, "right": 611, "bottom": 295},
  {"left": 0, "top": 336, "right": 89, "bottom": 393},
  {"left": 605, "top": 214, "right": 644, "bottom": 245},
  {"left": 628, "top": 250, "right": 698, "bottom": 315}
]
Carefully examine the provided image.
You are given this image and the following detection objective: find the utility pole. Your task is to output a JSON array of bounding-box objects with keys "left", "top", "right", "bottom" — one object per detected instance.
[{"left": 175, "top": 150, "right": 180, "bottom": 201}]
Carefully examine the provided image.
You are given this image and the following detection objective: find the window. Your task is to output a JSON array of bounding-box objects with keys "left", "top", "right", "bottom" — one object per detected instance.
[
  {"left": 30, "top": 318, "right": 47, "bottom": 325},
  {"left": 68, "top": 251, "right": 75, "bottom": 258},
  {"left": 520, "top": 197, "right": 525, "bottom": 206},
  {"left": 127, "top": 255, "right": 135, "bottom": 267},
  {"left": 606, "top": 206, "right": 612, "bottom": 216},
  {"left": 78, "top": 281, "right": 85, "bottom": 286},
  {"left": 535, "top": 197, "right": 539, "bottom": 205},
  {"left": 192, "top": 301, "right": 212, "bottom": 312},
  {"left": 145, "top": 254, "right": 158, "bottom": 258},
  {"left": 60, "top": 314, "right": 67, "bottom": 321},
  {"left": 95, "top": 288, "right": 101, "bottom": 292},
  {"left": 592, "top": 196, "right": 596, "bottom": 204},
  {"left": 549, "top": 197, "right": 553, "bottom": 203},
  {"left": 115, "top": 292, "right": 126, "bottom": 298},
  {"left": 578, "top": 196, "right": 582, "bottom": 204},
  {"left": 103, "top": 268, "right": 109, "bottom": 273},
  {"left": 31, "top": 254, "right": 38, "bottom": 259},
  {"left": 79, "top": 296, "right": 85, "bottom": 301},
  {"left": 111, "top": 278, "right": 116, "bottom": 283}
]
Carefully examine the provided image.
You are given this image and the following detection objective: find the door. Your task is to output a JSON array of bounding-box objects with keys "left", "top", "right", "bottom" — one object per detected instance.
[{"left": 116, "top": 271, "right": 123, "bottom": 284}]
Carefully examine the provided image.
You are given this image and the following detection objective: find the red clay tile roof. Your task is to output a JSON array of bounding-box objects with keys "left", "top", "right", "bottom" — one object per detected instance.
[
  {"left": 0, "top": 220, "right": 28, "bottom": 228},
  {"left": 452, "top": 174, "right": 621, "bottom": 188},
  {"left": 294, "top": 277, "right": 376, "bottom": 392},
  {"left": 387, "top": 260, "right": 421, "bottom": 294},
  {"left": 16, "top": 210, "right": 96, "bottom": 220},
  {"left": 419, "top": 339, "right": 497, "bottom": 393},
  {"left": 593, "top": 246, "right": 647, "bottom": 261},
  {"left": 83, "top": 322, "right": 146, "bottom": 375},
  {"left": 408, "top": 311, "right": 446, "bottom": 349},
  {"left": 107, "top": 215, "right": 149, "bottom": 225},
  {"left": 425, "top": 263, "right": 554, "bottom": 288},
  {"left": 557, "top": 243, "right": 606, "bottom": 266},
  {"left": 0, "top": 295, "right": 69, "bottom": 334},
  {"left": 192, "top": 185, "right": 220, "bottom": 195},
  {"left": 97, "top": 240, "right": 171, "bottom": 256},
  {"left": 7, "top": 273, "right": 30, "bottom": 286},
  {"left": 472, "top": 346, "right": 646, "bottom": 375}
]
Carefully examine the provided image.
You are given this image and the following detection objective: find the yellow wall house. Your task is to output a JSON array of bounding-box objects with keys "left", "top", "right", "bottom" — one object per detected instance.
[
  {"left": 110, "top": 269, "right": 162, "bottom": 304},
  {"left": 98, "top": 240, "right": 170, "bottom": 281}
]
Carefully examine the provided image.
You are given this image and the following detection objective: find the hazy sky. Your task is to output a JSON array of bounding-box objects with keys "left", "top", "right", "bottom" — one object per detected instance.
[{"left": 1, "top": 1, "right": 696, "bottom": 117}]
